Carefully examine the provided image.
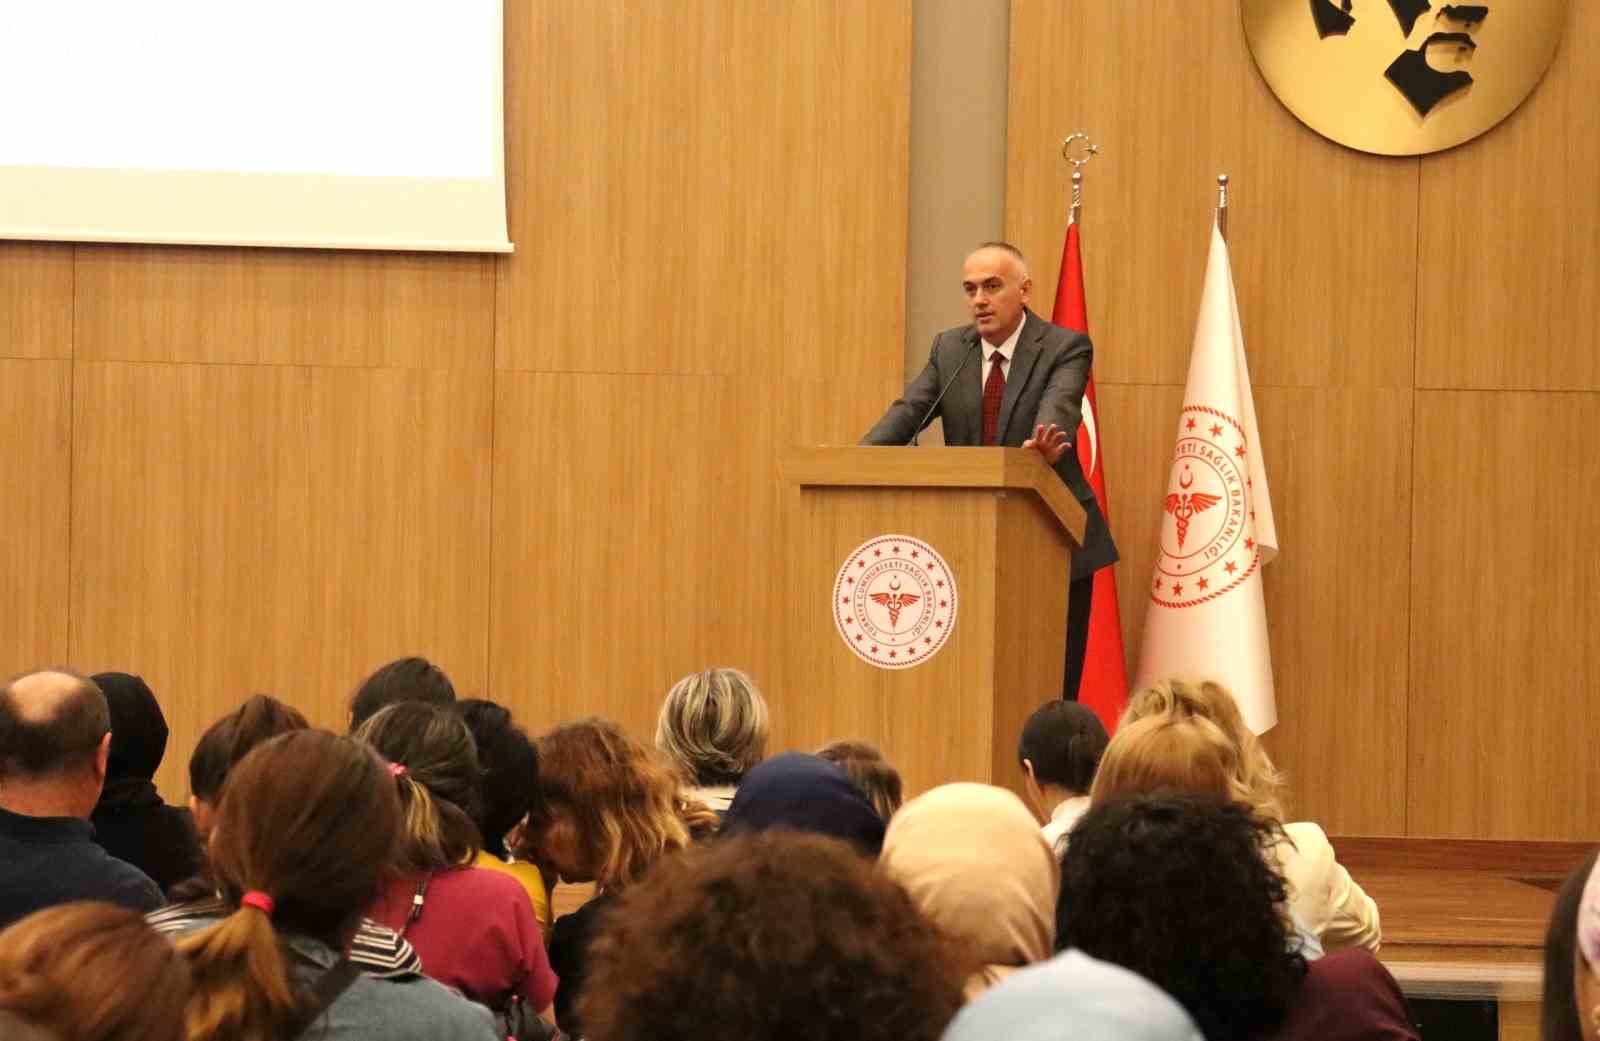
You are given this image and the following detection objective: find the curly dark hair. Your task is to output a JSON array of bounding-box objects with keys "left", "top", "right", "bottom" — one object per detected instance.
[
  {"left": 1057, "top": 793, "right": 1307, "bottom": 1041},
  {"left": 578, "top": 831, "right": 969, "bottom": 1041}
]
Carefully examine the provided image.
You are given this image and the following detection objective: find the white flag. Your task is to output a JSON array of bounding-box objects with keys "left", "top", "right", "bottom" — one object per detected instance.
[{"left": 1135, "top": 223, "right": 1279, "bottom": 733}]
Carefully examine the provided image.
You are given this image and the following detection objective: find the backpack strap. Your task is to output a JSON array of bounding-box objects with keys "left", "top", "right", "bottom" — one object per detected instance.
[{"left": 291, "top": 957, "right": 361, "bottom": 1039}]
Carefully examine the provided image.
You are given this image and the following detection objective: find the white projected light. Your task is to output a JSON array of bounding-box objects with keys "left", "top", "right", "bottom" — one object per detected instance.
[{"left": 0, "top": 1, "right": 511, "bottom": 253}]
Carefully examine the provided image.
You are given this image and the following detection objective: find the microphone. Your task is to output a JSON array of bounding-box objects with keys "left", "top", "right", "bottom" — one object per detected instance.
[{"left": 909, "top": 340, "right": 981, "bottom": 446}]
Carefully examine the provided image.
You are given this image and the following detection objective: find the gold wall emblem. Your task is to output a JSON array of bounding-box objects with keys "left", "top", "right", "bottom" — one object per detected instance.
[{"left": 1242, "top": 2, "right": 1567, "bottom": 155}]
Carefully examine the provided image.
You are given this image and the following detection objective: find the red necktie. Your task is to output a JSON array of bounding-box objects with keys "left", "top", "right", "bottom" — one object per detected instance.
[{"left": 981, "top": 351, "right": 1006, "bottom": 445}]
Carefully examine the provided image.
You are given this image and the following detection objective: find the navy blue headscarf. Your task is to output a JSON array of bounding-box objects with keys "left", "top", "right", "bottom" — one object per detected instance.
[{"left": 720, "top": 752, "right": 886, "bottom": 855}]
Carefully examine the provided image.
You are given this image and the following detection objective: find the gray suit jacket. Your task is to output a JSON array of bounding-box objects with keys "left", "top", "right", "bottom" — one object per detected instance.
[{"left": 860, "top": 309, "right": 1118, "bottom": 579}]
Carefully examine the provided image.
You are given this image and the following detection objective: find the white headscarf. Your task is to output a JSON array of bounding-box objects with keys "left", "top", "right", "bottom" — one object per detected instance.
[{"left": 941, "top": 949, "right": 1204, "bottom": 1041}]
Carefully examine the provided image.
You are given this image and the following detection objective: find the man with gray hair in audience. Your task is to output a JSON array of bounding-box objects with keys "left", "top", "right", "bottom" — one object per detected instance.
[{"left": 0, "top": 669, "right": 163, "bottom": 928}]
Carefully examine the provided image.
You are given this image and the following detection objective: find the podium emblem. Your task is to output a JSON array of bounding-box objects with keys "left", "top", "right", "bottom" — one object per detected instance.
[{"left": 833, "top": 535, "right": 957, "bottom": 669}]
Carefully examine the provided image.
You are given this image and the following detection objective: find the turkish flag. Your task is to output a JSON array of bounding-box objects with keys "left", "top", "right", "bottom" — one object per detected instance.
[
  {"left": 1134, "top": 223, "right": 1279, "bottom": 734},
  {"left": 1052, "top": 220, "right": 1129, "bottom": 733}
]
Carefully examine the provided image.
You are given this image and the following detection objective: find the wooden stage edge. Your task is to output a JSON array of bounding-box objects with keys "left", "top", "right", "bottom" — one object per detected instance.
[{"left": 1329, "top": 836, "right": 1595, "bottom": 1009}]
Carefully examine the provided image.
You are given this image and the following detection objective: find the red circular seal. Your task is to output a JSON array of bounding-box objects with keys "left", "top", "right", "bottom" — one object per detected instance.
[
  {"left": 1151, "top": 406, "right": 1261, "bottom": 608},
  {"left": 832, "top": 535, "right": 957, "bottom": 669}
]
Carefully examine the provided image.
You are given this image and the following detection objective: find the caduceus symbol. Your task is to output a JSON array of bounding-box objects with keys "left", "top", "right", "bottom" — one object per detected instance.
[
  {"left": 869, "top": 576, "right": 921, "bottom": 630},
  {"left": 1164, "top": 466, "right": 1221, "bottom": 551}
]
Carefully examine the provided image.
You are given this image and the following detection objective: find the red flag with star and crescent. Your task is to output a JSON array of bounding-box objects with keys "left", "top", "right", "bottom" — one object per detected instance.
[{"left": 1052, "top": 219, "right": 1129, "bottom": 733}]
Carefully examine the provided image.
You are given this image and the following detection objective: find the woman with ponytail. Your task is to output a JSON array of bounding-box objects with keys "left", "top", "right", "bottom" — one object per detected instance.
[
  {"left": 356, "top": 702, "right": 557, "bottom": 1022},
  {"left": 167, "top": 729, "right": 496, "bottom": 1041}
]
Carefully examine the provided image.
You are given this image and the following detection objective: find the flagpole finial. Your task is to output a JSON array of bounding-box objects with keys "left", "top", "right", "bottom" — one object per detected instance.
[
  {"left": 1062, "top": 133, "right": 1100, "bottom": 226},
  {"left": 1216, "top": 173, "right": 1230, "bottom": 240}
]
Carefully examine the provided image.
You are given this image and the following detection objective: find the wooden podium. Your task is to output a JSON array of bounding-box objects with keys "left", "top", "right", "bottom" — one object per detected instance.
[{"left": 778, "top": 447, "right": 1087, "bottom": 800}]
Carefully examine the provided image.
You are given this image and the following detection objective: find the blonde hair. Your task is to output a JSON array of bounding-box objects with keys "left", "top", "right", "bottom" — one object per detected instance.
[
  {"left": 655, "top": 668, "right": 770, "bottom": 787},
  {"left": 540, "top": 719, "right": 696, "bottom": 892},
  {"left": 1121, "top": 678, "right": 1287, "bottom": 822},
  {"left": 1090, "top": 714, "right": 1248, "bottom": 809}
]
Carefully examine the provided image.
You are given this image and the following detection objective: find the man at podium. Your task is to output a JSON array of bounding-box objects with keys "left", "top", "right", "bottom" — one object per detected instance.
[{"left": 860, "top": 242, "right": 1117, "bottom": 699}]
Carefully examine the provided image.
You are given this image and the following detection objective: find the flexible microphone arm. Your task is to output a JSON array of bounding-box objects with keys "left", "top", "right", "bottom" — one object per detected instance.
[{"left": 909, "top": 340, "right": 981, "bottom": 446}]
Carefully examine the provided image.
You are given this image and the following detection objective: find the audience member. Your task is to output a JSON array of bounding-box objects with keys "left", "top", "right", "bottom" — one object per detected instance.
[
  {"left": 1060, "top": 793, "right": 1416, "bottom": 1041},
  {"left": 348, "top": 656, "right": 456, "bottom": 733},
  {"left": 722, "top": 751, "right": 887, "bottom": 854},
  {"left": 0, "top": 902, "right": 192, "bottom": 1041},
  {"left": 89, "top": 671, "right": 203, "bottom": 892},
  {"left": 579, "top": 831, "right": 968, "bottom": 1041},
  {"left": 815, "top": 740, "right": 904, "bottom": 821},
  {"left": 1271, "top": 949, "right": 1419, "bottom": 1041},
  {"left": 159, "top": 694, "right": 420, "bottom": 978},
  {"left": 186, "top": 693, "right": 308, "bottom": 846},
  {"left": 1122, "top": 678, "right": 1381, "bottom": 951},
  {"left": 880, "top": 783, "right": 1058, "bottom": 997},
  {"left": 168, "top": 729, "right": 498, "bottom": 1041},
  {"left": 941, "top": 948, "right": 1203, "bottom": 1041},
  {"left": 1058, "top": 794, "right": 1307, "bottom": 1040},
  {"left": 654, "top": 667, "right": 769, "bottom": 813},
  {"left": 1016, "top": 700, "right": 1108, "bottom": 856},
  {"left": 1551, "top": 849, "right": 1600, "bottom": 1041},
  {"left": 522, "top": 718, "right": 699, "bottom": 1036},
  {"left": 0, "top": 670, "right": 162, "bottom": 928},
  {"left": 1090, "top": 712, "right": 1326, "bottom": 958},
  {"left": 452, "top": 698, "right": 552, "bottom": 931},
  {"left": 357, "top": 703, "right": 556, "bottom": 1022}
]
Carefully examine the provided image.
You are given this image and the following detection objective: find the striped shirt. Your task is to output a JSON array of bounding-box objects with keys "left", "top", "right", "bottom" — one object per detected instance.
[{"left": 147, "top": 897, "right": 422, "bottom": 978}]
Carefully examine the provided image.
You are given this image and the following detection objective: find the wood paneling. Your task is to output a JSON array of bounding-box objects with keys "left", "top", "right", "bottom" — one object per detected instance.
[
  {"left": 1005, "top": 0, "right": 1419, "bottom": 389},
  {"left": 0, "top": 243, "right": 73, "bottom": 359},
  {"left": 0, "top": 361, "right": 71, "bottom": 671},
  {"left": 70, "top": 362, "right": 493, "bottom": 799},
  {"left": 1416, "top": 3, "right": 1600, "bottom": 391},
  {"left": 1254, "top": 388, "right": 1412, "bottom": 834},
  {"left": 74, "top": 245, "right": 494, "bottom": 369},
  {"left": 497, "top": 0, "right": 911, "bottom": 376},
  {"left": 1409, "top": 392, "right": 1600, "bottom": 839},
  {"left": 1099, "top": 384, "right": 1411, "bottom": 834},
  {"left": 487, "top": 373, "right": 777, "bottom": 738}
]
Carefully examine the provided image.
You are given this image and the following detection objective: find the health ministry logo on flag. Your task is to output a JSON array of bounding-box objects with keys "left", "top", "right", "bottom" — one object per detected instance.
[{"left": 1135, "top": 223, "right": 1279, "bottom": 734}]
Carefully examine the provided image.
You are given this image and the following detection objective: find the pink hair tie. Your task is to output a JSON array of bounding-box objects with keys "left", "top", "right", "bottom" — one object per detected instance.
[
  {"left": 389, "top": 762, "right": 409, "bottom": 779},
  {"left": 240, "top": 891, "right": 276, "bottom": 917}
]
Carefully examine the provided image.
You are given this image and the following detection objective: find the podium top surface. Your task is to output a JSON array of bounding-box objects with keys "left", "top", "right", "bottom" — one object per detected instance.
[{"left": 781, "top": 446, "right": 1085, "bottom": 544}]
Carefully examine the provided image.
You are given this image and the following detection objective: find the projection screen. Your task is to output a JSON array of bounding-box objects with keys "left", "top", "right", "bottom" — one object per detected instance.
[{"left": 0, "top": 1, "right": 511, "bottom": 253}]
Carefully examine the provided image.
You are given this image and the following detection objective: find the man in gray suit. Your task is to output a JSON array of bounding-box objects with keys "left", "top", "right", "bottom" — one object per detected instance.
[{"left": 860, "top": 242, "right": 1117, "bottom": 699}]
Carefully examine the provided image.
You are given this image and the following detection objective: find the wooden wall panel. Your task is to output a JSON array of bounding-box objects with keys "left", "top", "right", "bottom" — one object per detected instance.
[
  {"left": 1099, "top": 383, "right": 1411, "bottom": 834},
  {"left": 0, "top": 243, "right": 73, "bottom": 359},
  {"left": 1409, "top": 392, "right": 1600, "bottom": 839},
  {"left": 1254, "top": 388, "right": 1411, "bottom": 834},
  {"left": 74, "top": 245, "right": 495, "bottom": 369},
  {"left": 0, "top": 361, "right": 71, "bottom": 672},
  {"left": 70, "top": 362, "right": 492, "bottom": 799},
  {"left": 1005, "top": 0, "right": 1418, "bottom": 389},
  {"left": 488, "top": 373, "right": 776, "bottom": 738},
  {"left": 1416, "top": 4, "right": 1600, "bottom": 391},
  {"left": 498, "top": 0, "right": 911, "bottom": 376}
]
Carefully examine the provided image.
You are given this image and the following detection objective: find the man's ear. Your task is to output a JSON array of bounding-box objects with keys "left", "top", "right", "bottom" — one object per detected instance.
[
  {"left": 95, "top": 731, "right": 112, "bottom": 782},
  {"left": 1021, "top": 757, "right": 1037, "bottom": 784}
]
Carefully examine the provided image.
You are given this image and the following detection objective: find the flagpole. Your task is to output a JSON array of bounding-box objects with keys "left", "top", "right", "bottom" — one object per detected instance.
[
  {"left": 1061, "top": 132, "right": 1100, "bottom": 228},
  {"left": 1215, "top": 173, "right": 1230, "bottom": 241}
]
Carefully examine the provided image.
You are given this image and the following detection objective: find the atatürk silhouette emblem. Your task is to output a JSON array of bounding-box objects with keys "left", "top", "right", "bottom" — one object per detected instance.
[
  {"left": 1165, "top": 467, "right": 1221, "bottom": 551},
  {"left": 1309, "top": 1, "right": 1493, "bottom": 115},
  {"left": 869, "top": 577, "right": 920, "bottom": 629}
]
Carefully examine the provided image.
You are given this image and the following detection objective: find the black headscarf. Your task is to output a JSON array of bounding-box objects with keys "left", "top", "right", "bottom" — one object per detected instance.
[
  {"left": 95, "top": 672, "right": 169, "bottom": 782},
  {"left": 89, "top": 672, "right": 201, "bottom": 893},
  {"left": 721, "top": 752, "right": 886, "bottom": 855}
]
